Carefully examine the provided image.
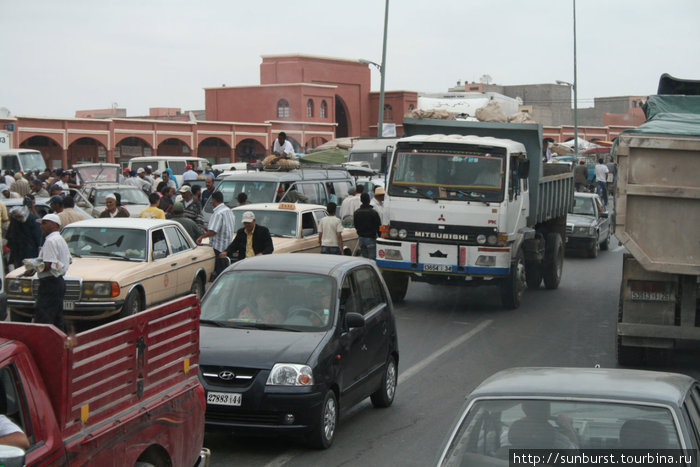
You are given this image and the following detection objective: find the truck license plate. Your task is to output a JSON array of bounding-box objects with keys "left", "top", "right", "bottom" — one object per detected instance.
[
  {"left": 423, "top": 263, "right": 452, "bottom": 272},
  {"left": 631, "top": 291, "right": 672, "bottom": 302},
  {"left": 207, "top": 391, "right": 242, "bottom": 406},
  {"left": 63, "top": 301, "right": 75, "bottom": 310}
]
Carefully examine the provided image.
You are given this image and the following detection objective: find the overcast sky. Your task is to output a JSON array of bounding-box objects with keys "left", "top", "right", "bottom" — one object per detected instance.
[{"left": 2, "top": 0, "right": 699, "bottom": 118}]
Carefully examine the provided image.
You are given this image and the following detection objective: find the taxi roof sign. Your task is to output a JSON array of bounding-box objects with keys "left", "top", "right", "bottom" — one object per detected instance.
[{"left": 278, "top": 202, "right": 296, "bottom": 210}]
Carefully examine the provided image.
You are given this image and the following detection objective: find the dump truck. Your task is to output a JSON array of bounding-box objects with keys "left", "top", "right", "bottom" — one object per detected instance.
[
  {"left": 615, "top": 75, "right": 700, "bottom": 365},
  {"left": 376, "top": 118, "right": 573, "bottom": 308}
]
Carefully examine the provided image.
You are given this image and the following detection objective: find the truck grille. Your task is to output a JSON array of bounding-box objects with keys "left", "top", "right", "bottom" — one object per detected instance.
[{"left": 31, "top": 279, "right": 82, "bottom": 301}]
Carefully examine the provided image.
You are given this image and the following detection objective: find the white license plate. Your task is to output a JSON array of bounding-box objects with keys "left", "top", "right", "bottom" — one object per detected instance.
[
  {"left": 631, "top": 291, "right": 673, "bottom": 302},
  {"left": 423, "top": 263, "right": 452, "bottom": 272},
  {"left": 63, "top": 301, "right": 75, "bottom": 310},
  {"left": 207, "top": 391, "right": 242, "bottom": 406}
]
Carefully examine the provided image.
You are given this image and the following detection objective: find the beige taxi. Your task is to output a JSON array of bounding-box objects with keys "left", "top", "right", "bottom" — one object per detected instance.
[
  {"left": 231, "top": 203, "right": 358, "bottom": 254},
  {"left": 5, "top": 218, "right": 215, "bottom": 324}
]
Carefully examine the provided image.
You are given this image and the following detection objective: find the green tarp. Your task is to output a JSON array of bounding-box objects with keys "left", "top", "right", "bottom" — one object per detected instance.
[
  {"left": 623, "top": 95, "right": 700, "bottom": 137},
  {"left": 298, "top": 148, "right": 349, "bottom": 164}
]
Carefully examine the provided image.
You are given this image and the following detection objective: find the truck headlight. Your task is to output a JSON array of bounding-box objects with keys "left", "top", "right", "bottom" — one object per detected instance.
[
  {"left": 83, "top": 282, "right": 120, "bottom": 298},
  {"left": 6, "top": 279, "right": 31, "bottom": 295},
  {"left": 487, "top": 235, "right": 498, "bottom": 245},
  {"left": 266, "top": 364, "right": 314, "bottom": 386},
  {"left": 398, "top": 229, "right": 408, "bottom": 239},
  {"left": 389, "top": 228, "right": 398, "bottom": 239},
  {"left": 477, "top": 234, "right": 486, "bottom": 245}
]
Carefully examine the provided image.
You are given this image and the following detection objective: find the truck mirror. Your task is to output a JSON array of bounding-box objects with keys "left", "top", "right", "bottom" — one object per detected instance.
[
  {"left": 519, "top": 159, "right": 530, "bottom": 179},
  {"left": 0, "top": 445, "right": 26, "bottom": 467}
]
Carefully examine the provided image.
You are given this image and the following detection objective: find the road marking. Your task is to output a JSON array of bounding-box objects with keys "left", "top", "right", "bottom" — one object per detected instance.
[
  {"left": 265, "top": 450, "right": 304, "bottom": 467},
  {"left": 398, "top": 319, "right": 493, "bottom": 385}
]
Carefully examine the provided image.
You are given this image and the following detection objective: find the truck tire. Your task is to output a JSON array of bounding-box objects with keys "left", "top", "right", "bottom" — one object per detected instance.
[
  {"left": 382, "top": 271, "right": 408, "bottom": 303},
  {"left": 542, "top": 233, "right": 564, "bottom": 289},
  {"left": 525, "top": 261, "right": 542, "bottom": 289},
  {"left": 588, "top": 232, "right": 599, "bottom": 258},
  {"left": 500, "top": 249, "right": 526, "bottom": 309}
]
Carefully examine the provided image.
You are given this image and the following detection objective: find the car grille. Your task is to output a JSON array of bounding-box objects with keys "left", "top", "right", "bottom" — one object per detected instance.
[
  {"left": 32, "top": 279, "right": 82, "bottom": 301},
  {"left": 200, "top": 365, "right": 259, "bottom": 389},
  {"left": 206, "top": 410, "right": 280, "bottom": 426}
]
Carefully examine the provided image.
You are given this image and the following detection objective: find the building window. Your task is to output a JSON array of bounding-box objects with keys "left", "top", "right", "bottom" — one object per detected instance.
[
  {"left": 306, "top": 99, "right": 314, "bottom": 118},
  {"left": 320, "top": 100, "right": 327, "bottom": 119},
  {"left": 632, "top": 100, "right": 637, "bottom": 108},
  {"left": 277, "top": 99, "right": 290, "bottom": 118},
  {"left": 383, "top": 104, "right": 393, "bottom": 121}
]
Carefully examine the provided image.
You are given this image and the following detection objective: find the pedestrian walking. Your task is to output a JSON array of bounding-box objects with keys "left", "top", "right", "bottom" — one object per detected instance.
[
  {"left": 197, "top": 191, "right": 235, "bottom": 278},
  {"left": 7, "top": 202, "right": 42, "bottom": 269},
  {"left": 594, "top": 158, "right": 610, "bottom": 206},
  {"left": 353, "top": 192, "right": 381, "bottom": 260},
  {"left": 318, "top": 202, "right": 344, "bottom": 255},
  {"left": 573, "top": 159, "right": 588, "bottom": 192}
]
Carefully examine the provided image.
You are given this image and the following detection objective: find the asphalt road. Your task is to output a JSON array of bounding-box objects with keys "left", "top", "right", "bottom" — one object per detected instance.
[{"left": 204, "top": 239, "right": 700, "bottom": 466}]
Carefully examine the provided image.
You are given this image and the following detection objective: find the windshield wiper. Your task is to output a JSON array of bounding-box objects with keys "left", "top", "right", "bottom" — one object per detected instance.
[
  {"left": 455, "top": 190, "right": 490, "bottom": 206},
  {"left": 89, "top": 251, "right": 133, "bottom": 261},
  {"left": 405, "top": 186, "right": 438, "bottom": 203},
  {"left": 250, "top": 323, "right": 302, "bottom": 332}
]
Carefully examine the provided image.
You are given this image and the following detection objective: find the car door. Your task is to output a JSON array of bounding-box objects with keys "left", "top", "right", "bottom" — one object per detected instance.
[
  {"left": 594, "top": 197, "right": 609, "bottom": 241},
  {"left": 299, "top": 211, "right": 321, "bottom": 253},
  {"left": 146, "top": 227, "right": 175, "bottom": 304},
  {"left": 164, "top": 225, "right": 194, "bottom": 294},
  {"left": 336, "top": 273, "right": 370, "bottom": 403}
]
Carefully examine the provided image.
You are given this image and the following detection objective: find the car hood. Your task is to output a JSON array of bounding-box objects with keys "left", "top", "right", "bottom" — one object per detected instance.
[
  {"left": 567, "top": 213, "right": 595, "bottom": 226},
  {"left": 199, "top": 325, "right": 328, "bottom": 369}
]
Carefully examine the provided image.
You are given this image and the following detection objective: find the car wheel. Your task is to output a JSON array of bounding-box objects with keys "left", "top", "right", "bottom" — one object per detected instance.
[
  {"left": 118, "top": 290, "right": 142, "bottom": 319},
  {"left": 588, "top": 233, "right": 599, "bottom": 258},
  {"left": 600, "top": 228, "right": 611, "bottom": 251},
  {"left": 500, "top": 249, "right": 526, "bottom": 309},
  {"left": 542, "top": 233, "right": 563, "bottom": 289},
  {"left": 382, "top": 271, "right": 408, "bottom": 303},
  {"left": 307, "top": 390, "right": 338, "bottom": 449},
  {"left": 190, "top": 274, "right": 205, "bottom": 299},
  {"left": 371, "top": 356, "right": 397, "bottom": 408}
]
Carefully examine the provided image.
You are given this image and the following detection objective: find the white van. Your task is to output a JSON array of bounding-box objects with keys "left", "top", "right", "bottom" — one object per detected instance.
[
  {"left": 128, "top": 156, "right": 210, "bottom": 185},
  {"left": 0, "top": 149, "right": 48, "bottom": 174}
]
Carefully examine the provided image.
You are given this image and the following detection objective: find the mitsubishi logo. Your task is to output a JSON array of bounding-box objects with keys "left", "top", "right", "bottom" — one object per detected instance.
[
  {"left": 218, "top": 370, "right": 236, "bottom": 381},
  {"left": 437, "top": 214, "right": 446, "bottom": 222}
]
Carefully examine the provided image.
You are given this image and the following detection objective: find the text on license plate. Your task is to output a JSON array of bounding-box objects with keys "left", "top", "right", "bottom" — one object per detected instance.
[
  {"left": 63, "top": 301, "right": 75, "bottom": 310},
  {"left": 423, "top": 263, "right": 452, "bottom": 272},
  {"left": 207, "top": 391, "right": 242, "bottom": 406},
  {"left": 631, "top": 291, "right": 673, "bottom": 302}
]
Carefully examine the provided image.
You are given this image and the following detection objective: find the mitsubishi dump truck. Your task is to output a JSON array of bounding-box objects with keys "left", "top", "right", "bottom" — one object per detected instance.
[
  {"left": 615, "top": 75, "right": 700, "bottom": 365},
  {"left": 376, "top": 118, "right": 573, "bottom": 308},
  {"left": 0, "top": 294, "right": 209, "bottom": 466}
]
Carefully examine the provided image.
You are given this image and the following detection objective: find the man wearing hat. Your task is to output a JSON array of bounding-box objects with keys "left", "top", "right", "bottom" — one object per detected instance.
[
  {"left": 134, "top": 168, "right": 152, "bottom": 193},
  {"left": 225, "top": 211, "right": 274, "bottom": 261},
  {"left": 0, "top": 184, "right": 20, "bottom": 200},
  {"left": 182, "top": 164, "right": 198, "bottom": 182},
  {"left": 370, "top": 186, "right": 386, "bottom": 224},
  {"left": 179, "top": 185, "right": 203, "bottom": 225},
  {"left": 99, "top": 193, "right": 130, "bottom": 218},
  {"left": 33, "top": 213, "right": 72, "bottom": 331}
]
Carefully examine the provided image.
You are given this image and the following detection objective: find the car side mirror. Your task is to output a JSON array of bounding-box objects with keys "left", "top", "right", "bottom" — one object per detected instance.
[
  {"left": 345, "top": 312, "right": 365, "bottom": 328},
  {"left": 518, "top": 159, "right": 530, "bottom": 179}
]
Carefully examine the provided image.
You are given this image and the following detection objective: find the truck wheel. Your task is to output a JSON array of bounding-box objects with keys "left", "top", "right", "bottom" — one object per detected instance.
[
  {"left": 500, "top": 249, "right": 526, "bottom": 309},
  {"left": 525, "top": 261, "right": 542, "bottom": 289},
  {"left": 307, "top": 390, "right": 338, "bottom": 449},
  {"left": 383, "top": 271, "right": 408, "bottom": 303},
  {"left": 600, "top": 228, "right": 611, "bottom": 251},
  {"left": 542, "top": 233, "right": 563, "bottom": 289},
  {"left": 118, "top": 291, "right": 142, "bottom": 319},
  {"left": 588, "top": 233, "right": 599, "bottom": 258}
]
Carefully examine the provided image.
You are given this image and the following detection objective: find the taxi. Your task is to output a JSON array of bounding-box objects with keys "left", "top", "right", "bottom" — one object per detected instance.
[
  {"left": 5, "top": 218, "right": 215, "bottom": 325},
  {"left": 231, "top": 203, "right": 358, "bottom": 255}
]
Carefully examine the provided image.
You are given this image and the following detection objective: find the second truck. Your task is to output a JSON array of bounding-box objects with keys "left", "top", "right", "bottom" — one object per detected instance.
[{"left": 376, "top": 118, "right": 573, "bottom": 308}]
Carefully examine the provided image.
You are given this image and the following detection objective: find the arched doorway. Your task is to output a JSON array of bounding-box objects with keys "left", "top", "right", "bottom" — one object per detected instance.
[
  {"left": 157, "top": 138, "right": 191, "bottom": 157},
  {"left": 235, "top": 138, "right": 267, "bottom": 163},
  {"left": 335, "top": 95, "right": 349, "bottom": 138},
  {"left": 20, "top": 135, "right": 61, "bottom": 169},
  {"left": 68, "top": 137, "right": 107, "bottom": 165},
  {"left": 115, "top": 136, "right": 153, "bottom": 168},
  {"left": 199, "top": 137, "right": 231, "bottom": 164},
  {"left": 306, "top": 136, "right": 328, "bottom": 151}
]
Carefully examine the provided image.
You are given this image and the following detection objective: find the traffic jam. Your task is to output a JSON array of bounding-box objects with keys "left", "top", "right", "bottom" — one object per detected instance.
[{"left": 1, "top": 80, "right": 699, "bottom": 466}]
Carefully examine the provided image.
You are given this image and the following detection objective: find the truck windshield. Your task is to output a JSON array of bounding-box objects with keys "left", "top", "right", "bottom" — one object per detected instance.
[
  {"left": 388, "top": 150, "right": 505, "bottom": 202},
  {"left": 19, "top": 151, "right": 47, "bottom": 172},
  {"left": 203, "top": 180, "right": 278, "bottom": 213}
]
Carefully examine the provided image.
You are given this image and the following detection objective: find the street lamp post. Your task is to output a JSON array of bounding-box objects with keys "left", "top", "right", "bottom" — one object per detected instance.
[
  {"left": 555, "top": 1, "right": 579, "bottom": 156},
  {"left": 360, "top": 0, "right": 389, "bottom": 137}
]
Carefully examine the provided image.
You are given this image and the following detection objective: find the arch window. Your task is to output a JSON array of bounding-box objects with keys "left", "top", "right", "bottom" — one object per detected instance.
[
  {"left": 383, "top": 104, "right": 393, "bottom": 121},
  {"left": 306, "top": 99, "right": 314, "bottom": 118},
  {"left": 320, "top": 100, "right": 327, "bottom": 119},
  {"left": 277, "top": 99, "right": 290, "bottom": 118}
]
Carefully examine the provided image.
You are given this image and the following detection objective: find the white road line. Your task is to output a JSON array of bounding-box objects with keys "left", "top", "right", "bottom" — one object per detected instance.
[
  {"left": 398, "top": 319, "right": 493, "bottom": 385},
  {"left": 265, "top": 451, "right": 304, "bottom": 467}
]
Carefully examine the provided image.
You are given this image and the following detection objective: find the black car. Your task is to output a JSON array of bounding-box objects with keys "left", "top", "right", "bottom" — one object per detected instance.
[{"left": 198, "top": 254, "right": 399, "bottom": 448}]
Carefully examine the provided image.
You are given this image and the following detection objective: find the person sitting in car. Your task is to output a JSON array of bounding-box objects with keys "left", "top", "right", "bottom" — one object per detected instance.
[{"left": 224, "top": 211, "right": 274, "bottom": 261}]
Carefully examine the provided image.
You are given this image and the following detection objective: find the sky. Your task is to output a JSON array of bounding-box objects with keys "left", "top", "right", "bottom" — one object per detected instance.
[{"left": 2, "top": 0, "right": 699, "bottom": 118}]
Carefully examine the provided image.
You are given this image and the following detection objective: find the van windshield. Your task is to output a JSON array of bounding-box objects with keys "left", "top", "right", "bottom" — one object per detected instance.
[
  {"left": 19, "top": 151, "right": 47, "bottom": 172},
  {"left": 349, "top": 151, "right": 383, "bottom": 171},
  {"left": 203, "top": 180, "right": 278, "bottom": 212}
]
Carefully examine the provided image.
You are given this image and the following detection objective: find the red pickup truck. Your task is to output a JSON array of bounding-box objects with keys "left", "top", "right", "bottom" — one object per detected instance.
[{"left": 0, "top": 294, "right": 209, "bottom": 466}]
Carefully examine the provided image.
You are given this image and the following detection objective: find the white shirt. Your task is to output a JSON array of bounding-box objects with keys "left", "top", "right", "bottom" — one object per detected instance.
[
  {"left": 0, "top": 414, "right": 23, "bottom": 436},
  {"left": 370, "top": 198, "right": 386, "bottom": 224},
  {"left": 594, "top": 163, "right": 609, "bottom": 182},
  {"left": 272, "top": 139, "right": 295, "bottom": 158},
  {"left": 38, "top": 230, "right": 72, "bottom": 278},
  {"left": 339, "top": 194, "right": 361, "bottom": 221},
  {"left": 318, "top": 215, "right": 343, "bottom": 247},
  {"left": 57, "top": 180, "right": 70, "bottom": 195}
]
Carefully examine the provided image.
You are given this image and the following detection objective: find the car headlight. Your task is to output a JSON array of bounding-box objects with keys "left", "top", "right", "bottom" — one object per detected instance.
[
  {"left": 83, "top": 282, "right": 120, "bottom": 298},
  {"left": 266, "top": 364, "right": 314, "bottom": 386},
  {"left": 6, "top": 279, "right": 31, "bottom": 295}
]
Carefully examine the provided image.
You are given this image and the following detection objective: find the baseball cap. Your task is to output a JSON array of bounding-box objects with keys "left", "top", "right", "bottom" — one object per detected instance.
[
  {"left": 172, "top": 202, "right": 185, "bottom": 214},
  {"left": 242, "top": 211, "right": 255, "bottom": 223},
  {"left": 49, "top": 195, "right": 64, "bottom": 205},
  {"left": 185, "top": 164, "right": 193, "bottom": 169},
  {"left": 178, "top": 185, "right": 192, "bottom": 193},
  {"left": 374, "top": 186, "right": 386, "bottom": 196},
  {"left": 137, "top": 167, "right": 145, "bottom": 174},
  {"left": 39, "top": 213, "right": 61, "bottom": 226},
  {"left": 123, "top": 167, "right": 130, "bottom": 173}
]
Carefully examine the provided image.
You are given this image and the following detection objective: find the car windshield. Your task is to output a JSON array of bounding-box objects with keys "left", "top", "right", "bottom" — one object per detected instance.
[
  {"left": 389, "top": 150, "right": 505, "bottom": 202},
  {"left": 76, "top": 165, "right": 119, "bottom": 183},
  {"left": 572, "top": 196, "right": 596, "bottom": 216},
  {"left": 234, "top": 210, "right": 297, "bottom": 237},
  {"left": 441, "top": 399, "right": 681, "bottom": 464},
  {"left": 19, "top": 151, "right": 47, "bottom": 172},
  {"left": 203, "top": 180, "right": 278, "bottom": 212},
  {"left": 95, "top": 188, "right": 149, "bottom": 205},
  {"left": 62, "top": 227, "right": 147, "bottom": 260},
  {"left": 201, "top": 271, "right": 335, "bottom": 330}
]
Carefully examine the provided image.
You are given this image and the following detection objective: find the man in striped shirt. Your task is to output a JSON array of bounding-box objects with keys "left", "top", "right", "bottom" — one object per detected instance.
[{"left": 196, "top": 191, "right": 235, "bottom": 278}]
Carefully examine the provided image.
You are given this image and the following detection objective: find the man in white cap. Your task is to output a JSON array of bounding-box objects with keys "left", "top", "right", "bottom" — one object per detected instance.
[
  {"left": 224, "top": 211, "right": 273, "bottom": 261},
  {"left": 135, "top": 167, "right": 152, "bottom": 193},
  {"left": 99, "top": 193, "right": 130, "bottom": 218},
  {"left": 179, "top": 185, "right": 203, "bottom": 225},
  {"left": 33, "top": 214, "right": 72, "bottom": 331}
]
